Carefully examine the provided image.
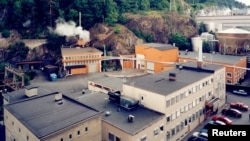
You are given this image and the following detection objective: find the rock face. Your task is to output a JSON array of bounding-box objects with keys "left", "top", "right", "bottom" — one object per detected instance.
[{"left": 89, "top": 13, "right": 198, "bottom": 55}]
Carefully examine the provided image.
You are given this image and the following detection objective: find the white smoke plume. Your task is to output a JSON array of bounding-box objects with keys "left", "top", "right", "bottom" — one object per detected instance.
[{"left": 53, "top": 18, "right": 90, "bottom": 42}]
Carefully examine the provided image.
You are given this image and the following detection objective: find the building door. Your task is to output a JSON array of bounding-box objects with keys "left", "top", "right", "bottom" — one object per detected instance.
[{"left": 146, "top": 62, "right": 154, "bottom": 73}]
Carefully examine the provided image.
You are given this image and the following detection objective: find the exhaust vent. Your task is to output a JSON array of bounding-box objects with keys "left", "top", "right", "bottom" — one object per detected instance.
[
  {"left": 55, "top": 92, "right": 63, "bottom": 101},
  {"left": 169, "top": 73, "right": 176, "bottom": 81},
  {"left": 128, "top": 115, "right": 135, "bottom": 123}
]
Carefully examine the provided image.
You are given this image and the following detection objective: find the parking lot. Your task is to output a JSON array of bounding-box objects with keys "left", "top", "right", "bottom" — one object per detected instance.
[{"left": 182, "top": 91, "right": 250, "bottom": 140}]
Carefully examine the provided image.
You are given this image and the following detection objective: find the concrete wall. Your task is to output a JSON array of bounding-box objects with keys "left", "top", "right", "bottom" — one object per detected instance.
[{"left": 102, "top": 117, "right": 165, "bottom": 141}]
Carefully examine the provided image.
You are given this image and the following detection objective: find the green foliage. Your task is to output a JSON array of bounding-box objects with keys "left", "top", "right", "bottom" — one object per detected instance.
[
  {"left": 169, "top": 33, "right": 191, "bottom": 50},
  {"left": 7, "top": 41, "right": 29, "bottom": 61},
  {"left": 46, "top": 33, "right": 65, "bottom": 54},
  {"left": 0, "top": 62, "right": 6, "bottom": 71},
  {"left": 114, "top": 26, "right": 121, "bottom": 34},
  {"left": 1, "top": 29, "right": 10, "bottom": 38},
  {"left": 202, "top": 41, "right": 211, "bottom": 53},
  {"left": 198, "top": 22, "right": 207, "bottom": 35},
  {"left": 130, "top": 28, "right": 154, "bottom": 42}
]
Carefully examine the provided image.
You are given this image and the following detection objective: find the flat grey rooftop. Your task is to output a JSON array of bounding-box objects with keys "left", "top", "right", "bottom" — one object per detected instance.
[
  {"left": 89, "top": 76, "right": 124, "bottom": 91},
  {"left": 5, "top": 93, "right": 101, "bottom": 139},
  {"left": 3, "top": 86, "right": 51, "bottom": 103},
  {"left": 179, "top": 51, "right": 246, "bottom": 64},
  {"left": 76, "top": 92, "right": 165, "bottom": 135},
  {"left": 139, "top": 43, "right": 177, "bottom": 51},
  {"left": 124, "top": 62, "right": 223, "bottom": 96}
]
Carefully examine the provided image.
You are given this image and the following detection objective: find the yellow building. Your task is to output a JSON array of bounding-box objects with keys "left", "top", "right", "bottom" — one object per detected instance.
[
  {"left": 4, "top": 89, "right": 102, "bottom": 141},
  {"left": 61, "top": 47, "right": 103, "bottom": 75},
  {"left": 135, "top": 43, "right": 179, "bottom": 73},
  {"left": 178, "top": 51, "right": 247, "bottom": 85},
  {"left": 122, "top": 61, "right": 226, "bottom": 141}
]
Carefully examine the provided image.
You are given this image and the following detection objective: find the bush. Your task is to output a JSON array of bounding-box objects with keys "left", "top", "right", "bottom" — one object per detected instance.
[{"left": 1, "top": 29, "right": 10, "bottom": 38}]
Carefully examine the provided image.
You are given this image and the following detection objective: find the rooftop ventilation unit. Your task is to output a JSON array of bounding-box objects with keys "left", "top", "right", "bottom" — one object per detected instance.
[
  {"left": 128, "top": 115, "right": 135, "bottom": 123},
  {"left": 169, "top": 73, "right": 176, "bottom": 81},
  {"left": 55, "top": 92, "right": 63, "bottom": 101},
  {"left": 105, "top": 111, "right": 111, "bottom": 116}
]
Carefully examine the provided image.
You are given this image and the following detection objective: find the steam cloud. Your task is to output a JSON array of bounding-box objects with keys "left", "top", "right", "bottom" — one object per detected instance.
[{"left": 54, "top": 18, "right": 90, "bottom": 42}]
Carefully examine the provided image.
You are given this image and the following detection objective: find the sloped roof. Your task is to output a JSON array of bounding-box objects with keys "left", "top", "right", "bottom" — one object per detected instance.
[{"left": 217, "top": 27, "right": 250, "bottom": 34}]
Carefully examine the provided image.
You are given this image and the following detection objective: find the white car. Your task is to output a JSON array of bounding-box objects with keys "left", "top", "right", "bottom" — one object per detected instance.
[{"left": 192, "top": 132, "right": 208, "bottom": 139}]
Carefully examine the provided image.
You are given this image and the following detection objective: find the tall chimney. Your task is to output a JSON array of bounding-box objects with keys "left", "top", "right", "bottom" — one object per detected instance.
[
  {"left": 79, "top": 12, "right": 81, "bottom": 27},
  {"left": 197, "top": 44, "right": 203, "bottom": 69}
]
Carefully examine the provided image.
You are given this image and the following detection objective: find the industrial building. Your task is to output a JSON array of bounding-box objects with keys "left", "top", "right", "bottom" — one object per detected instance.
[
  {"left": 135, "top": 43, "right": 179, "bottom": 73},
  {"left": 3, "top": 87, "right": 102, "bottom": 141},
  {"left": 61, "top": 47, "right": 103, "bottom": 75}
]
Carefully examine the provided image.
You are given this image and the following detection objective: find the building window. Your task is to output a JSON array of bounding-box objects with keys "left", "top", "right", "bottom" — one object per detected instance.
[
  {"left": 160, "top": 125, "right": 164, "bottom": 131},
  {"left": 12, "top": 121, "right": 14, "bottom": 125},
  {"left": 227, "top": 80, "right": 232, "bottom": 84},
  {"left": 166, "top": 100, "right": 170, "bottom": 108},
  {"left": 171, "top": 127, "right": 175, "bottom": 136},
  {"left": 69, "top": 134, "right": 72, "bottom": 140},
  {"left": 77, "top": 130, "right": 81, "bottom": 136},
  {"left": 167, "top": 131, "right": 170, "bottom": 139},
  {"left": 18, "top": 128, "right": 21, "bottom": 132},
  {"left": 27, "top": 135, "right": 29, "bottom": 140},
  {"left": 227, "top": 73, "right": 232, "bottom": 78},
  {"left": 184, "top": 119, "right": 188, "bottom": 126},
  {"left": 85, "top": 127, "right": 88, "bottom": 132},
  {"left": 188, "top": 116, "right": 192, "bottom": 123},
  {"left": 176, "top": 95, "right": 180, "bottom": 102},
  {"left": 141, "top": 136, "right": 147, "bottom": 141},
  {"left": 154, "top": 128, "right": 159, "bottom": 136},
  {"left": 108, "top": 133, "right": 114, "bottom": 141},
  {"left": 166, "top": 115, "right": 171, "bottom": 123},
  {"left": 176, "top": 124, "right": 180, "bottom": 133},
  {"left": 116, "top": 136, "right": 121, "bottom": 141},
  {"left": 171, "top": 97, "right": 175, "bottom": 105},
  {"left": 60, "top": 138, "right": 63, "bottom": 141}
]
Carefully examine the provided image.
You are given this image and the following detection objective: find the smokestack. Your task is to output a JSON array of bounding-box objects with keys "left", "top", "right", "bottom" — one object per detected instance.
[
  {"left": 197, "top": 45, "right": 203, "bottom": 69},
  {"left": 79, "top": 12, "right": 81, "bottom": 27}
]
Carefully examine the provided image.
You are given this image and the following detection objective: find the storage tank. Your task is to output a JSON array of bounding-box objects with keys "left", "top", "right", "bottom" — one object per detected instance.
[
  {"left": 191, "top": 37, "right": 203, "bottom": 52},
  {"left": 206, "top": 22, "right": 215, "bottom": 32}
]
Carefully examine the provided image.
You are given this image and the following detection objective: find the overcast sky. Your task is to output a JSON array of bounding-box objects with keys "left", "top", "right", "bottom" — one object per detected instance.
[{"left": 236, "top": 0, "right": 250, "bottom": 6}]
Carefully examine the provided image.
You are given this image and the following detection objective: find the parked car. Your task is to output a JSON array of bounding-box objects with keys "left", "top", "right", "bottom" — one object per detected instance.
[
  {"left": 232, "top": 89, "right": 248, "bottom": 96},
  {"left": 188, "top": 136, "right": 208, "bottom": 141},
  {"left": 222, "top": 108, "right": 242, "bottom": 118},
  {"left": 230, "top": 102, "right": 249, "bottom": 111},
  {"left": 211, "top": 115, "right": 233, "bottom": 125},
  {"left": 193, "top": 132, "right": 208, "bottom": 140},
  {"left": 200, "top": 128, "right": 208, "bottom": 133},
  {"left": 203, "top": 120, "right": 225, "bottom": 129}
]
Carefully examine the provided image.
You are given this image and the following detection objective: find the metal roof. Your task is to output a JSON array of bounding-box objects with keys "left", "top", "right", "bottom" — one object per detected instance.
[
  {"left": 61, "top": 47, "right": 102, "bottom": 55},
  {"left": 5, "top": 93, "right": 101, "bottom": 139},
  {"left": 138, "top": 43, "right": 177, "bottom": 51},
  {"left": 179, "top": 51, "right": 246, "bottom": 64},
  {"left": 75, "top": 92, "right": 165, "bottom": 135}
]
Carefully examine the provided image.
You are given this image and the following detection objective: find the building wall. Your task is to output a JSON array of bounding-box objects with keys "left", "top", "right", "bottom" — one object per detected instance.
[
  {"left": 102, "top": 117, "right": 166, "bottom": 141},
  {"left": 135, "top": 45, "right": 178, "bottom": 73},
  {"left": 4, "top": 109, "right": 102, "bottom": 141},
  {"left": 43, "top": 115, "right": 102, "bottom": 141},
  {"left": 4, "top": 109, "right": 39, "bottom": 141},
  {"left": 62, "top": 52, "right": 102, "bottom": 74},
  {"left": 88, "top": 80, "right": 116, "bottom": 94}
]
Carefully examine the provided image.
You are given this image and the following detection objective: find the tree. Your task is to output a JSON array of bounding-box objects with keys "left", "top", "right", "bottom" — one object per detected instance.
[
  {"left": 104, "top": 0, "right": 119, "bottom": 25},
  {"left": 198, "top": 22, "right": 207, "bottom": 35},
  {"left": 6, "top": 41, "right": 29, "bottom": 61},
  {"left": 169, "top": 32, "right": 190, "bottom": 50}
]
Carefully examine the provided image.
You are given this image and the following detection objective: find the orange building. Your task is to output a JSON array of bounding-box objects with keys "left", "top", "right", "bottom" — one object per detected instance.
[
  {"left": 135, "top": 43, "right": 179, "bottom": 73},
  {"left": 119, "top": 54, "right": 135, "bottom": 69},
  {"left": 61, "top": 47, "right": 103, "bottom": 75},
  {"left": 178, "top": 51, "right": 247, "bottom": 85}
]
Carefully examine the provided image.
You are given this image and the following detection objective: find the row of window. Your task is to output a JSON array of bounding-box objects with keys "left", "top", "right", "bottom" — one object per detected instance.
[
  {"left": 64, "top": 55, "right": 100, "bottom": 60},
  {"left": 167, "top": 108, "right": 205, "bottom": 139},
  {"left": 64, "top": 60, "right": 99, "bottom": 66},
  {"left": 226, "top": 69, "right": 246, "bottom": 78},
  {"left": 59, "top": 127, "right": 88, "bottom": 141},
  {"left": 8, "top": 116, "right": 89, "bottom": 141},
  {"left": 166, "top": 78, "right": 213, "bottom": 108},
  {"left": 166, "top": 93, "right": 208, "bottom": 124}
]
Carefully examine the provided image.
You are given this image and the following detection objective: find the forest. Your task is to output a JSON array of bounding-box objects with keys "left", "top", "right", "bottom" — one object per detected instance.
[{"left": 0, "top": 0, "right": 247, "bottom": 39}]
